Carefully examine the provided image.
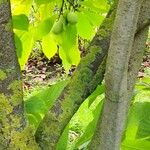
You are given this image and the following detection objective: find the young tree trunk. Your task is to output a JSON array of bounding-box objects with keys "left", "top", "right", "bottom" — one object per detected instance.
[
  {"left": 89, "top": 0, "right": 149, "bottom": 149},
  {"left": 127, "top": 0, "right": 150, "bottom": 98},
  {"left": 0, "top": 1, "right": 39, "bottom": 149},
  {"left": 35, "top": 2, "right": 118, "bottom": 149}
]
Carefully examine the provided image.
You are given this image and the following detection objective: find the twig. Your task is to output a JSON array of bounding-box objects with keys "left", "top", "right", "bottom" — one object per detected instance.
[{"left": 58, "top": 0, "right": 65, "bottom": 19}]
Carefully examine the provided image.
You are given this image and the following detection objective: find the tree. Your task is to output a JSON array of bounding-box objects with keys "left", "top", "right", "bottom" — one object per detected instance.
[
  {"left": 0, "top": 0, "right": 149, "bottom": 149},
  {"left": 0, "top": 0, "right": 39, "bottom": 149},
  {"left": 35, "top": 0, "right": 150, "bottom": 149},
  {"left": 35, "top": 2, "right": 117, "bottom": 149},
  {"left": 90, "top": 0, "right": 150, "bottom": 149}
]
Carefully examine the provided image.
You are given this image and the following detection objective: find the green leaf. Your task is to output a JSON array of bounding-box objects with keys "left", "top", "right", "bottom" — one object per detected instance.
[
  {"left": 34, "top": 17, "right": 54, "bottom": 40},
  {"left": 84, "top": 10, "right": 104, "bottom": 27},
  {"left": 14, "top": 33, "right": 23, "bottom": 58},
  {"left": 25, "top": 97, "right": 47, "bottom": 114},
  {"left": 88, "top": 84, "right": 105, "bottom": 106},
  {"left": 59, "top": 47, "right": 72, "bottom": 71},
  {"left": 56, "top": 125, "right": 69, "bottom": 150},
  {"left": 82, "top": 0, "right": 109, "bottom": 13},
  {"left": 11, "top": 0, "right": 32, "bottom": 16},
  {"left": 27, "top": 114, "right": 39, "bottom": 129},
  {"left": 15, "top": 27, "right": 35, "bottom": 70},
  {"left": 124, "top": 90, "right": 150, "bottom": 145},
  {"left": 121, "top": 140, "right": 150, "bottom": 150},
  {"left": 58, "top": 24, "right": 80, "bottom": 71},
  {"left": 38, "top": 2, "right": 56, "bottom": 19},
  {"left": 75, "top": 101, "right": 103, "bottom": 149},
  {"left": 58, "top": 85, "right": 104, "bottom": 149},
  {"left": 34, "top": 0, "right": 53, "bottom": 5},
  {"left": 25, "top": 80, "right": 68, "bottom": 129},
  {"left": 77, "top": 12, "right": 94, "bottom": 40},
  {"left": 42, "top": 33, "right": 58, "bottom": 59},
  {"left": 12, "top": 14, "right": 29, "bottom": 31}
]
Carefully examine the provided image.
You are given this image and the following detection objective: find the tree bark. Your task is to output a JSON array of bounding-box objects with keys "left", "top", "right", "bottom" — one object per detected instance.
[
  {"left": 0, "top": 1, "right": 39, "bottom": 149},
  {"left": 35, "top": 2, "right": 118, "bottom": 149},
  {"left": 89, "top": 0, "right": 149, "bottom": 149},
  {"left": 127, "top": 0, "right": 150, "bottom": 98}
]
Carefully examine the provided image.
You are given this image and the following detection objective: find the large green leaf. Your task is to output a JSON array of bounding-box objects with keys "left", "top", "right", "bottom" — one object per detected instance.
[
  {"left": 58, "top": 24, "right": 80, "bottom": 71},
  {"left": 88, "top": 84, "right": 105, "bottom": 106},
  {"left": 25, "top": 80, "right": 68, "bottom": 129},
  {"left": 77, "top": 12, "right": 94, "bottom": 40},
  {"left": 56, "top": 125, "right": 70, "bottom": 150},
  {"left": 15, "top": 27, "right": 35, "bottom": 70},
  {"left": 34, "top": 0, "right": 53, "bottom": 5},
  {"left": 84, "top": 10, "right": 104, "bottom": 27},
  {"left": 12, "top": 14, "right": 29, "bottom": 31},
  {"left": 75, "top": 100, "right": 103, "bottom": 149},
  {"left": 11, "top": 0, "right": 32, "bottom": 16},
  {"left": 122, "top": 140, "right": 150, "bottom": 150},
  {"left": 122, "top": 89, "right": 150, "bottom": 149},
  {"left": 58, "top": 84, "right": 104, "bottom": 149},
  {"left": 34, "top": 17, "right": 54, "bottom": 40},
  {"left": 42, "top": 33, "right": 58, "bottom": 59},
  {"left": 37, "top": 2, "right": 57, "bottom": 20},
  {"left": 82, "top": 0, "right": 109, "bottom": 13}
]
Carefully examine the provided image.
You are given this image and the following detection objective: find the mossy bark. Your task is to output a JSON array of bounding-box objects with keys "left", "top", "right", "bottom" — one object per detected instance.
[
  {"left": 89, "top": 0, "right": 149, "bottom": 149},
  {"left": 0, "top": 1, "right": 39, "bottom": 149},
  {"left": 35, "top": 3, "right": 117, "bottom": 149}
]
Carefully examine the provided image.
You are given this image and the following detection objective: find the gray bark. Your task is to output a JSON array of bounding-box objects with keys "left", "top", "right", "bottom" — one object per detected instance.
[
  {"left": 0, "top": 1, "right": 39, "bottom": 149},
  {"left": 89, "top": 0, "right": 149, "bottom": 149},
  {"left": 127, "top": 0, "right": 150, "bottom": 97}
]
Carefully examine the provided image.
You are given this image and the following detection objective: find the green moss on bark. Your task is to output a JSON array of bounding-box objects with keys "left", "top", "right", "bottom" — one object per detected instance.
[
  {"left": 0, "top": 70, "right": 7, "bottom": 81},
  {"left": 35, "top": 3, "right": 117, "bottom": 149},
  {"left": 0, "top": 1, "right": 39, "bottom": 149},
  {"left": 8, "top": 80, "right": 22, "bottom": 106},
  {"left": 0, "top": 98, "right": 39, "bottom": 149}
]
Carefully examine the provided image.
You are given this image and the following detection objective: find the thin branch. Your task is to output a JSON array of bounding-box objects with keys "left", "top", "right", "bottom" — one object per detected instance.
[{"left": 58, "top": 0, "right": 65, "bottom": 19}]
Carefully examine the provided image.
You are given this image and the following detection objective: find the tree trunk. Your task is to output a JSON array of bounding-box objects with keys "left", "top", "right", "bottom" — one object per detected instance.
[
  {"left": 89, "top": 0, "right": 149, "bottom": 149},
  {"left": 127, "top": 0, "right": 150, "bottom": 98},
  {"left": 0, "top": 1, "right": 39, "bottom": 149},
  {"left": 35, "top": 2, "right": 118, "bottom": 149}
]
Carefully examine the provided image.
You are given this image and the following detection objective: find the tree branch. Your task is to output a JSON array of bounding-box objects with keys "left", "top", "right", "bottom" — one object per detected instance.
[{"left": 35, "top": 3, "right": 117, "bottom": 149}]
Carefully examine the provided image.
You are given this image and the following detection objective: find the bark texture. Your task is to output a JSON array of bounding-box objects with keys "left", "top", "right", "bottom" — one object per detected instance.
[
  {"left": 0, "top": 1, "right": 39, "bottom": 149},
  {"left": 35, "top": 3, "right": 117, "bottom": 149},
  {"left": 89, "top": 0, "right": 149, "bottom": 149},
  {"left": 127, "top": 0, "right": 150, "bottom": 97}
]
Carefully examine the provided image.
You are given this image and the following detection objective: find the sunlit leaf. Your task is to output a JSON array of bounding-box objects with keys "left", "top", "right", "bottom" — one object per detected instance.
[
  {"left": 25, "top": 80, "right": 68, "bottom": 129},
  {"left": 34, "top": 17, "right": 54, "bottom": 40},
  {"left": 42, "top": 33, "right": 58, "bottom": 59},
  {"left": 11, "top": 0, "right": 32, "bottom": 15},
  {"left": 15, "top": 27, "right": 35, "bottom": 70},
  {"left": 53, "top": 23, "right": 80, "bottom": 71},
  {"left": 34, "top": 0, "right": 53, "bottom": 5},
  {"left": 12, "top": 14, "right": 29, "bottom": 31},
  {"left": 77, "top": 12, "right": 94, "bottom": 40}
]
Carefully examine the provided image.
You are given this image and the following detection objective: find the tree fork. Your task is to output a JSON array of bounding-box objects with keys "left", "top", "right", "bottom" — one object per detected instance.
[
  {"left": 0, "top": 1, "right": 39, "bottom": 149},
  {"left": 89, "top": 0, "right": 149, "bottom": 149}
]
